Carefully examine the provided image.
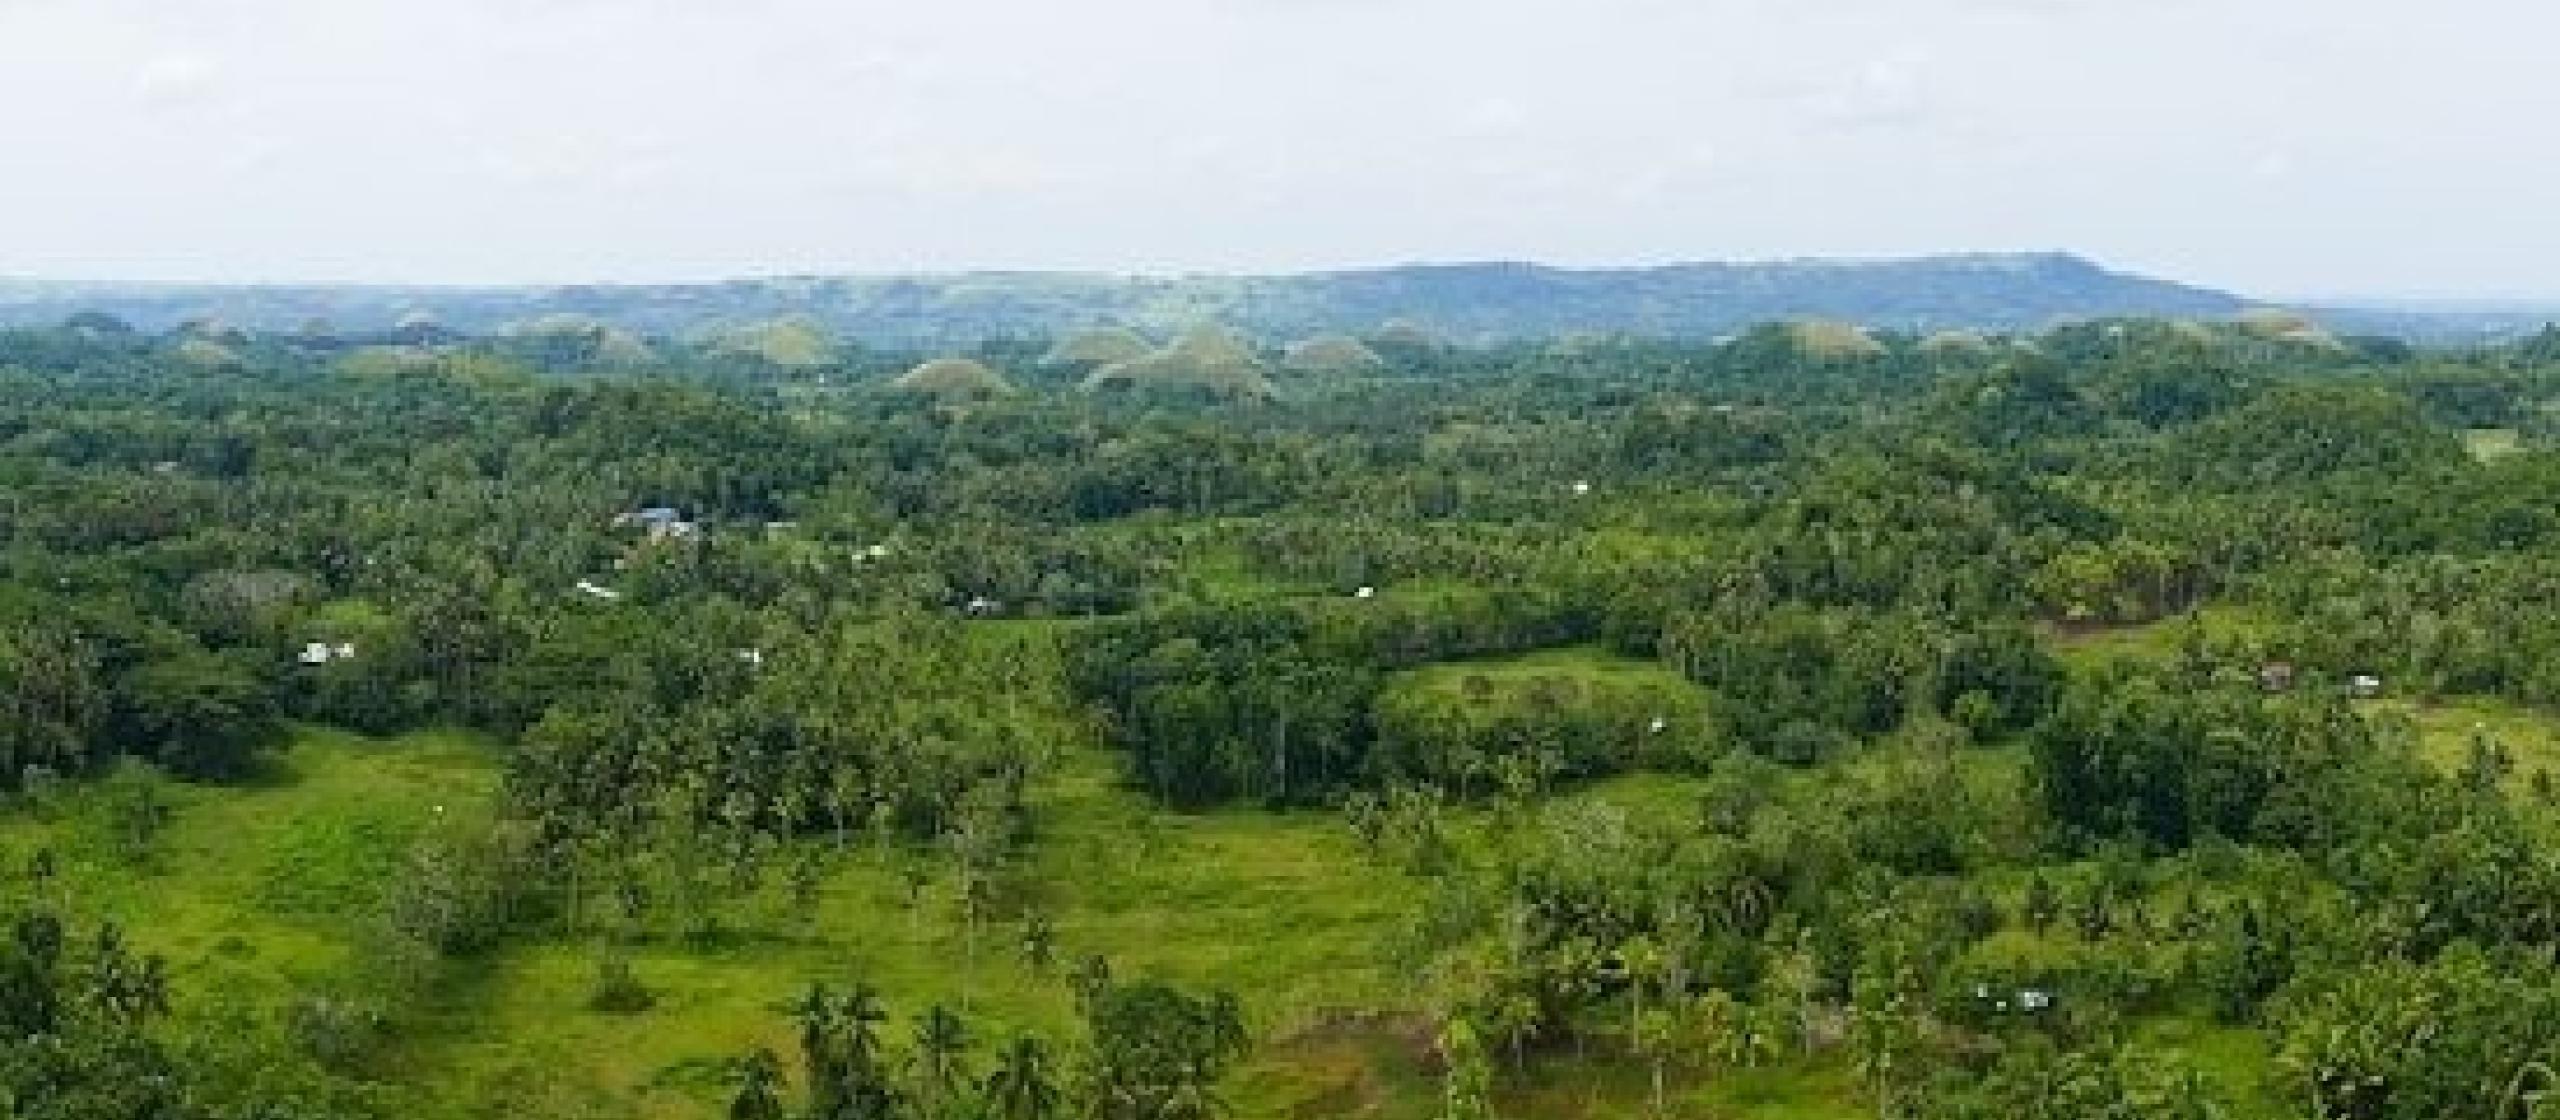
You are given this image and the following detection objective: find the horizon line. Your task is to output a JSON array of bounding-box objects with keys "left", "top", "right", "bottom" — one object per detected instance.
[
  {"left": 7, "top": 256, "right": 2558, "bottom": 309},
  {"left": 0, "top": 249, "right": 2155, "bottom": 291}
]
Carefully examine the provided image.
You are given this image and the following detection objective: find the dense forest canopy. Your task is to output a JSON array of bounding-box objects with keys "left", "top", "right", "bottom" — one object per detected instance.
[{"left": 1, "top": 310, "right": 2558, "bottom": 1119}]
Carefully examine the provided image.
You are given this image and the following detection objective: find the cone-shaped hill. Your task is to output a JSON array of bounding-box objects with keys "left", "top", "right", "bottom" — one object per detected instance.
[{"left": 894, "top": 356, "right": 1017, "bottom": 398}]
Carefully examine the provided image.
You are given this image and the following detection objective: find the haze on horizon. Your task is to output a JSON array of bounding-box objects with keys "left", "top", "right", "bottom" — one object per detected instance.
[{"left": 3, "top": 0, "right": 2555, "bottom": 300}]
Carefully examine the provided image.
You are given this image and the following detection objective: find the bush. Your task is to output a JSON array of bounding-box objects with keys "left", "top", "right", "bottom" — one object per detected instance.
[
  {"left": 587, "top": 951, "right": 655, "bottom": 1015},
  {"left": 286, "top": 992, "right": 387, "bottom": 1070}
]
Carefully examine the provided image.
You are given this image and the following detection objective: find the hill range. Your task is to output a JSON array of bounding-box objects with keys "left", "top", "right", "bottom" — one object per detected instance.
[{"left": 2, "top": 252, "right": 2549, "bottom": 344}]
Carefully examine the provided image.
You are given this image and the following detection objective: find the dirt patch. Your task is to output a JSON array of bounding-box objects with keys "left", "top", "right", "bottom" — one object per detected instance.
[{"left": 1256, "top": 1012, "right": 1441, "bottom": 1119}]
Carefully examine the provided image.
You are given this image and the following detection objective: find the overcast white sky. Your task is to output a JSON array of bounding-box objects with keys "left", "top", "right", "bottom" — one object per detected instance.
[{"left": 2, "top": 0, "right": 2554, "bottom": 297}]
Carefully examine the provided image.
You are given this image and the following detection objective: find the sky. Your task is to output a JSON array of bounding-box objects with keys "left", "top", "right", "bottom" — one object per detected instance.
[{"left": 1, "top": 0, "right": 2555, "bottom": 299}]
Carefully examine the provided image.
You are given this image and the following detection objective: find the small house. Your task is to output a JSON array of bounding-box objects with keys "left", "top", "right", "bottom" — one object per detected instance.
[
  {"left": 1571, "top": 480, "right": 1593, "bottom": 496},
  {"left": 2258, "top": 662, "right": 2296, "bottom": 693},
  {"left": 2348, "top": 673, "right": 2383, "bottom": 699},
  {"left": 297, "top": 641, "right": 357, "bottom": 666},
  {"left": 618, "top": 506, "right": 699, "bottom": 542},
  {"left": 2018, "top": 988, "right": 2055, "bottom": 1012},
  {"left": 1353, "top": 586, "right": 1377, "bottom": 600},
  {"left": 965, "top": 596, "right": 1002, "bottom": 616}
]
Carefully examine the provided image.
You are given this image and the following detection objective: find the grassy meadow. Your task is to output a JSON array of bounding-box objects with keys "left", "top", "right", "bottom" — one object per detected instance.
[
  {"left": 0, "top": 713, "right": 1871, "bottom": 1119},
  {"left": 5, "top": 615, "right": 2552, "bottom": 1118}
]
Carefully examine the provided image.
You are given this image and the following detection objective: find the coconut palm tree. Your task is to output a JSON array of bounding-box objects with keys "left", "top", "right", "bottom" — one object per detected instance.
[
  {"left": 983, "top": 1035, "right": 1063, "bottom": 1120},
  {"left": 840, "top": 981, "right": 889, "bottom": 1069},
  {"left": 913, "top": 1003, "right": 971, "bottom": 1119},
  {"left": 730, "top": 1047, "right": 788, "bottom": 1120},
  {"left": 1618, "top": 933, "right": 1665, "bottom": 1041},
  {"left": 1691, "top": 990, "right": 1742, "bottom": 1079},
  {"left": 1850, "top": 990, "right": 1918, "bottom": 1120},
  {"left": 1070, "top": 953, "right": 1113, "bottom": 1015},
  {"left": 997, "top": 895, "right": 1044, "bottom": 954},
  {"left": 1438, "top": 1018, "right": 1496, "bottom": 1120},
  {"left": 1631, "top": 1004, "right": 1679, "bottom": 1117},
  {"left": 1770, "top": 939, "right": 1823, "bottom": 1057},
  {"left": 794, "top": 983, "right": 840, "bottom": 1070},
  {"left": 2505, "top": 1061, "right": 2556, "bottom": 1120}
]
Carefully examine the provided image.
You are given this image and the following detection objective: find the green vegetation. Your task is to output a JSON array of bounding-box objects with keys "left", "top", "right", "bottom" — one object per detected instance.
[
  {"left": 1084, "top": 324, "right": 1276, "bottom": 399},
  {"left": 894, "top": 357, "right": 1017, "bottom": 399},
  {"left": 2233, "top": 307, "right": 2347, "bottom": 352},
  {"left": 708, "top": 316, "right": 838, "bottom": 369},
  {"left": 1280, "top": 335, "right": 1387, "bottom": 376},
  {"left": 2391, "top": 695, "right": 2560, "bottom": 796},
  {"left": 1781, "top": 320, "right": 1885, "bottom": 362},
  {"left": 2465, "top": 426, "right": 2524, "bottom": 461},
  {"left": 0, "top": 253, "right": 2255, "bottom": 345},
  {"left": 2, "top": 308, "right": 2559, "bottom": 1119},
  {"left": 1042, "top": 328, "right": 1154, "bottom": 371}
]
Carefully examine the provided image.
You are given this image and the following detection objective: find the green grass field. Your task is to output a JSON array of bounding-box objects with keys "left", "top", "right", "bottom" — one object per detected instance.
[
  {"left": 2042, "top": 605, "right": 2275, "bottom": 670},
  {"left": 1394, "top": 644, "right": 1698, "bottom": 691},
  {"left": 14, "top": 621, "right": 2483, "bottom": 1118},
  {"left": 0, "top": 725, "right": 1434, "bottom": 1119},
  {"left": 2464, "top": 427, "right": 2524, "bottom": 462},
  {"left": 2379, "top": 694, "right": 2560, "bottom": 796},
  {"left": 0, "top": 727, "right": 504, "bottom": 1108},
  {"left": 0, "top": 712, "right": 1889, "bottom": 1119},
  {"left": 0, "top": 726, "right": 499, "bottom": 998}
]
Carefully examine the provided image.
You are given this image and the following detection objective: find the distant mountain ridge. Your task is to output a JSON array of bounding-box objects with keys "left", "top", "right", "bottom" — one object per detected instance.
[{"left": 0, "top": 253, "right": 2260, "bottom": 344}]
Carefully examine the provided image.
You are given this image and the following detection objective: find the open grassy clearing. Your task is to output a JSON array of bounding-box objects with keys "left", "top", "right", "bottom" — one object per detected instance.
[
  {"left": 2378, "top": 693, "right": 2560, "bottom": 796},
  {"left": 0, "top": 723, "right": 1428, "bottom": 1119},
  {"left": 2464, "top": 427, "right": 2524, "bottom": 462},
  {"left": 0, "top": 692, "right": 1972, "bottom": 1120},
  {"left": 1395, "top": 643, "right": 1696, "bottom": 691},
  {"left": 0, "top": 727, "right": 503, "bottom": 1105},
  {"left": 2041, "top": 605, "right": 2276, "bottom": 669},
  {"left": 404, "top": 744, "right": 1424, "bottom": 1118},
  {"left": 2132, "top": 1016, "right": 2285, "bottom": 1119},
  {"left": 0, "top": 725, "right": 500, "bottom": 1000}
]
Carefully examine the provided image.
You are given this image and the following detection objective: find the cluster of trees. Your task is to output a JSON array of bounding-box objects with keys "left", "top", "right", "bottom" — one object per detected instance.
[
  {"left": 1390, "top": 706, "right": 2560, "bottom": 1120},
  {"left": 2250, "top": 548, "right": 2560, "bottom": 705},
  {"left": 0, "top": 591, "right": 282, "bottom": 783},
  {"left": 0, "top": 891, "right": 367, "bottom": 1119},
  {"left": 1657, "top": 602, "right": 2060, "bottom": 762},
  {"left": 509, "top": 614, "right": 1051, "bottom": 942},
  {"left": 0, "top": 903, "right": 186, "bottom": 1117},
  {"left": 2028, "top": 664, "right": 2418, "bottom": 852},
  {"left": 1063, "top": 591, "right": 1599, "bottom": 806},
  {"left": 1371, "top": 665, "right": 1716, "bottom": 796},
  {"left": 731, "top": 972, "right": 1244, "bottom": 1120}
]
